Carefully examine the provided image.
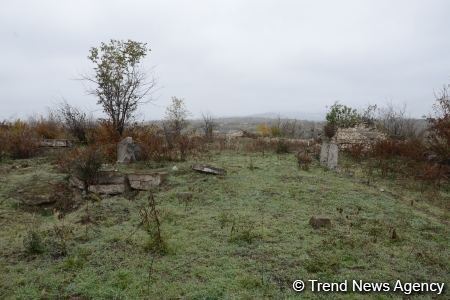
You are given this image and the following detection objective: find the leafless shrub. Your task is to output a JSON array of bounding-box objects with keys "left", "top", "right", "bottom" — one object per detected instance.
[
  {"left": 56, "top": 101, "right": 92, "bottom": 143},
  {"left": 297, "top": 151, "right": 312, "bottom": 170},
  {"left": 140, "top": 192, "right": 168, "bottom": 255},
  {"left": 376, "top": 103, "right": 417, "bottom": 139},
  {"left": 201, "top": 113, "right": 217, "bottom": 142}
]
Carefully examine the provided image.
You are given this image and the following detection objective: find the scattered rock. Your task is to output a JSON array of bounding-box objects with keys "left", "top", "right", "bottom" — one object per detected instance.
[
  {"left": 309, "top": 216, "right": 331, "bottom": 229},
  {"left": 379, "top": 188, "right": 385, "bottom": 192},
  {"left": 127, "top": 172, "right": 167, "bottom": 191},
  {"left": 192, "top": 164, "right": 226, "bottom": 175},
  {"left": 117, "top": 137, "right": 141, "bottom": 163},
  {"left": 172, "top": 166, "right": 178, "bottom": 171}
]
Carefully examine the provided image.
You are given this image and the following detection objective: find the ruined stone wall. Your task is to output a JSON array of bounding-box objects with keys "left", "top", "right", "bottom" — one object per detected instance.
[{"left": 332, "top": 125, "right": 386, "bottom": 148}]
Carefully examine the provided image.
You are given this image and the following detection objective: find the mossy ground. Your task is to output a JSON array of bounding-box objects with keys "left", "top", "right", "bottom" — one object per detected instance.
[{"left": 0, "top": 151, "right": 448, "bottom": 299}]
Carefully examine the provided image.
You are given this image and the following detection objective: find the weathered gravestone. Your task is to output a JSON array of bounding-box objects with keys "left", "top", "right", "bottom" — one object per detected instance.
[
  {"left": 117, "top": 137, "right": 141, "bottom": 163},
  {"left": 127, "top": 172, "right": 167, "bottom": 191},
  {"left": 320, "top": 142, "right": 338, "bottom": 170}
]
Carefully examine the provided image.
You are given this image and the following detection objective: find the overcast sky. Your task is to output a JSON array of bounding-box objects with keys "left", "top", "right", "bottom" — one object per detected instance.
[{"left": 1, "top": 0, "right": 449, "bottom": 120}]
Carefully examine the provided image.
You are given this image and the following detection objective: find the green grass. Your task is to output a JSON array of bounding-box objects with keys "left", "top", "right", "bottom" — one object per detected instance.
[{"left": 0, "top": 151, "right": 448, "bottom": 299}]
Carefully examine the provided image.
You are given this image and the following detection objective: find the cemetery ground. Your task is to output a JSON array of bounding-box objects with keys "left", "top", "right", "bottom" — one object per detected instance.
[{"left": 0, "top": 150, "right": 448, "bottom": 299}]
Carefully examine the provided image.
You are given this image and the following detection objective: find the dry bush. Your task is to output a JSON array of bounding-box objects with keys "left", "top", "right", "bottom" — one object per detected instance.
[
  {"left": 30, "top": 115, "right": 66, "bottom": 139},
  {"left": 130, "top": 124, "right": 168, "bottom": 161},
  {"left": 59, "top": 146, "right": 103, "bottom": 191},
  {"left": 415, "top": 163, "right": 449, "bottom": 190},
  {"left": 344, "top": 144, "right": 366, "bottom": 161},
  {"left": 427, "top": 86, "right": 450, "bottom": 165},
  {"left": 323, "top": 123, "right": 337, "bottom": 139},
  {"left": 297, "top": 151, "right": 312, "bottom": 170},
  {"left": 275, "top": 139, "right": 290, "bottom": 154},
  {"left": 377, "top": 103, "right": 417, "bottom": 140},
  {"left": 86, "top": 121, "right": 121, "bottom": 162},
  {"left": 0, "top": 120, "right": 39, "bottom": 159}
]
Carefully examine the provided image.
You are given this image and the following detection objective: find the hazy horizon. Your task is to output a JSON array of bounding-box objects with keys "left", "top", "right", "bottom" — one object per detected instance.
[{"left": 1, "top": 0, "right": 449, "bottom": 120}]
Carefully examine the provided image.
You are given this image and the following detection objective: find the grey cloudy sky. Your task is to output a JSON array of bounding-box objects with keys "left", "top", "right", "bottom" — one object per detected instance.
[{"left": 1, "top": 0, "right": 449, "bottom": 120}]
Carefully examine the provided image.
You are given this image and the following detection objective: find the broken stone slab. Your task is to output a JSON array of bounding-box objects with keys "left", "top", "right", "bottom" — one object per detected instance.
[
  {"left": 40, "top": 139, "right": 73, "bottom": 147},
  {"left": 70, "top": 171, "right": 129, "bottom": 195},
  {"left": 88, "top": 184, "right": 127, "bottom": 195},
  {"left": 309, "top": 216, "right": 331, "bottom": 229},
  {"left": 192, "top": 164, "right": 226, "bottom": 175},
  {"left": 127, "top": 172, "right": 168, "bottom": 191},
  {"left": 70, "top": 169, "right": 166, "bottom": 194},
  {"left": 117, "top": 137, "right": 141, "bottom": 163},
  {"left": 69, "top": 176, "right": 85, "bottom": 190}
]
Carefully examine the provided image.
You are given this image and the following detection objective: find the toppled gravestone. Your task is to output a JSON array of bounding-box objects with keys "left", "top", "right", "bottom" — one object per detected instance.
[
  {"left": 117, "top": 137, "right": 141, "bottom": 163},
  {"left": 127, "top": 172, "right": 167, "bottom": 191},
  {"left": 70, "top": 170, "right": 167, "bottom": 194},
  {"left": 320, "top": 142, "right": 338, "bottom": 170},
  {"left": 309, "top": 216, "right": 331, "bottom": 229},
  {"left": 192, "top": 164, "right": 226, "bottom": 175}
]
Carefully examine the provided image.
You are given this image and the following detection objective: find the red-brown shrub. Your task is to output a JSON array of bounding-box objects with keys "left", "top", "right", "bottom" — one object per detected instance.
[
  {"left": 0, "top": 120, "right": 39, "bottom": 159},
  {"left": 31, "top": 116, "right": 66, "bottom": 139}
]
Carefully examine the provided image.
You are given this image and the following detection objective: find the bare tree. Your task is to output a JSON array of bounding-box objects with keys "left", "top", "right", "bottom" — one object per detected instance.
[
  {"left": 201, "top": 113, "right": 217, "bottom": 142},
  {"left": 83, "top": 39, "right": 156, "bottom": 135},
  {"left": 163, "top": 97, "right": 190, "bottom": 149}
]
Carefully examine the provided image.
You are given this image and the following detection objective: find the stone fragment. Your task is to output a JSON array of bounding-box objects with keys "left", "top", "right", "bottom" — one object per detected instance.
[
  {"left": 88, "top": 184, "right": 126, "bottom": 195},
  {"left": 309, "top": 216, "right": 331, "bottom": 229},
  {"left": 127, "top": 172, "right": 167, "bottom": 190},
  {"left": 192, "top": 164, "right": 226, "bottom": 175}
]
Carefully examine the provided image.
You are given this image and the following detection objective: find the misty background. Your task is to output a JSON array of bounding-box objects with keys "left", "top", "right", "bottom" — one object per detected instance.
[{"left": 1, "top": 0, "right": 449, "bottom": 121}]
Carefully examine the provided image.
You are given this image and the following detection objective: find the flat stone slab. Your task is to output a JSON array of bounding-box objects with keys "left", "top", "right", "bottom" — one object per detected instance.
[
  {"left": 88, "top": 184, "right": 127, "bottom": 195},
  {"left": 192, "top": 164, "right": 226, "bottom": 175},
  {"left": 127, "top": 172, "right": 167, "bottom": 190},
  {"left": 40, "top": 139, "right": 73, "bottom": 147}
]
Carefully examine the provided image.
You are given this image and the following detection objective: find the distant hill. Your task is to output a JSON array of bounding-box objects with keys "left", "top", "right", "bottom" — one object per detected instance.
[{"left": 245, "top": 111, "right": 325, "bottom": 121}]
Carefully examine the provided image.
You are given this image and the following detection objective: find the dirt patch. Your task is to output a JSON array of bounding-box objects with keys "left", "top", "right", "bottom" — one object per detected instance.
[{"left": 16, "top": 181, "right": 82, "bottom": 215}]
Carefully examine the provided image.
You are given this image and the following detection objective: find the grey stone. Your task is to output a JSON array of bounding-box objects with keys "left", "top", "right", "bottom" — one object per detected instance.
[
  {"left": 127, "top": 172, "right": 167, "bottom": 190},
  {"left": 320, "top": 142, "right": 338, "bottom": 170},
  {"left": 327, "top": 143, "right": 338, "bottom": 170},
  {"left": 88, "top": 184, "right": 126, "bottom": 195},
  {"left": 40, "top": 139, "right": 73, "bottom": 147},
  {"left": 192, "top": 164, "right": 226, "bottom": 175},
  {"left": 117, "top": 137, "right": 141, "bottom": 163}
]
